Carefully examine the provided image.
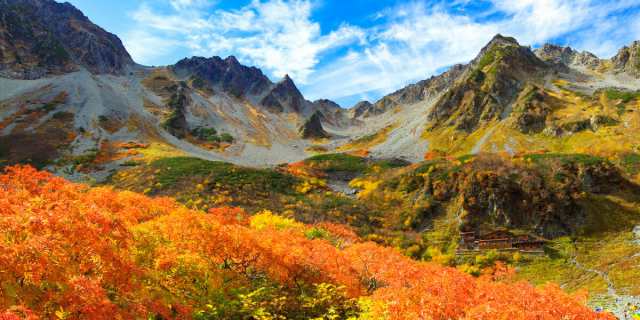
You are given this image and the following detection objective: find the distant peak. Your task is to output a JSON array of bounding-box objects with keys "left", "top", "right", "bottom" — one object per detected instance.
[
  {"left": 313, "top": 99, "right": 341, "bottom": 108},
  {"left": 277, "top": 74, "right": 298, "bottom": 89},
  {"left": 353, "top": 100, "right": 372, "bottom": 107},
  {"left": 225, "top": 55, "right": 239, "bottom": 64},
  {"left": 488, "top": 34, "right": 520, "bottom": 47}
]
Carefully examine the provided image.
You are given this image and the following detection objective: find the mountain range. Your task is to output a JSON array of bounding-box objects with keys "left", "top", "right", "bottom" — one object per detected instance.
[
  {"left": 1, "top": 0, "right": 639, "bottom": 179},
  {"left": 2, "top": 1, "right": 640, "bottom": 317}
]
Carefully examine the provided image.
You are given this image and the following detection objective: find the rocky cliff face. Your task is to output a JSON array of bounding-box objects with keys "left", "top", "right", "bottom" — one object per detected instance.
[
  {"left": 172, "top": 56, "right": 272, "bottom": 98},
  {"left": 534, "top": 44, "right": 602, "bottom": 70},
  {"left": 260, "top": 74, "right": 307, "bottom": 113},
  {"left": 611, "top": 41, "right": 640, "bottom": 77},
  {"left": 173, "top": 57, "right": 314, "bottom": 114},
  {"left": 299, "top": 111, "right": 329, "bottom": 139},
  {"left": 0, "top": 0, "right": 133, "bottom": 79}
]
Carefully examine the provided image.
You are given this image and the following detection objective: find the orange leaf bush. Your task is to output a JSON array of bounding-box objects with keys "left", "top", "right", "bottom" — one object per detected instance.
[{"left": 0, "top": 166, "right": 614, "bottom": 319}]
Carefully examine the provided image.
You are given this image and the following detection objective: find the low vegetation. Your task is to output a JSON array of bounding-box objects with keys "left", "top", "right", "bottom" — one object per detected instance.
[
  {"left": 151, "top": 156, "right": 297, "bottom": 193},
  {"left": 603, "top": 88, "right": 640, "bottom": 104},
  {"left": 0, "top": 166, "right": 614, "bottom": 319}
]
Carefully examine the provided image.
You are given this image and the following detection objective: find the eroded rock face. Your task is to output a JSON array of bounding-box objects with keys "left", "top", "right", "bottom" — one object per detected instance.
[
  {"left": 0, "top": 0, "right": 133, "bottom": 79},
  {"left": 162, "top": 83, "right": 190, "bottom": 139},
  {"left": 534, "top": 44, "right": 601, "bottom": 69},
  {"left": 350, "top": 101, "right": 374, "bottom": 118},
  {"left": 173, "top": 56, "right": 272, "bottom": 98},
  {"left": 261, "top": 75, "right": 307, "bottom": 113},
  {"left": 312, "top": 99, "right": 351, "bottom": 127},
  {"left": 299, "top": 111, "right": 329, "bottom": 139},
  {"left": 611, "top": 41, "right": 640, "bottom": 77}
]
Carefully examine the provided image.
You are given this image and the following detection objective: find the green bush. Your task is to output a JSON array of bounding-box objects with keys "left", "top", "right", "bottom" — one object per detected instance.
[
  {"left": 151, "top": 157, "right": 298, "bottom": 193},
  {"left": 305, "top": 153, "right": 367, "bottom": 173},
  {"left": 219, "top": 133, "right": 234, "bottom": 143},
  {"left": 604, "top": 88, "right": 640, "bottom": 103}
]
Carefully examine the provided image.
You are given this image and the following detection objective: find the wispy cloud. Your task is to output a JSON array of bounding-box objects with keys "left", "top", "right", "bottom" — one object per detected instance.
[
  {"left": 124, "top": 0, "right": 640, "bottom": 106},
  {"left": 306, "top": 0, "right": 640, "bottom": 105},
  {"left": 126, "top": 0, "right": 364, "bottom": 83}
]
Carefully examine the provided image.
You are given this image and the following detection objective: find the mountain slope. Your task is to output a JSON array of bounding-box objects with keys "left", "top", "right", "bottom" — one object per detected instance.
[{"left": 0, "top": 0, "right": 133, "bottom": 79}]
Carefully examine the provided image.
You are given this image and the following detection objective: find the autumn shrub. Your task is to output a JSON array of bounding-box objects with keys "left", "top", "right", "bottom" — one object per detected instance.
[{"left": 0, "top": 166, "right": 615, "bottom": 320}]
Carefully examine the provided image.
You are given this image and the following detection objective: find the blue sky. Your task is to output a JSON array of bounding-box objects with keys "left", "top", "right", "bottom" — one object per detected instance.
[{"left": 62, "top": 0, "right": 640, "bottom": 107}]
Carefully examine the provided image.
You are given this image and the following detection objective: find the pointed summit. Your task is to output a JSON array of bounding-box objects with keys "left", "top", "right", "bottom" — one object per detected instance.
[
  {"left": 299, "top": 111, "right": 329, "bottom": 139},
  {"left": 224, "top": 55, "right": 240, "bottom": 65},
  {"left": 278, "top": 74, "right": 298, "bottom": 89},
  {"left": 260, "top": 74, "right": 306, "bottom": 112},
  {"left": 487, "top": 34, "right": 520, "bottom": 47},
  {"left": 428, "top": 35, "right": 549, "bottom": 132}
]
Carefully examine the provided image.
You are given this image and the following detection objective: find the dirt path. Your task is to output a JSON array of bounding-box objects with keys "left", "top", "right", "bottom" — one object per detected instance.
[{"left": 569, "top": 227, "right": 640, "bottom": 319}]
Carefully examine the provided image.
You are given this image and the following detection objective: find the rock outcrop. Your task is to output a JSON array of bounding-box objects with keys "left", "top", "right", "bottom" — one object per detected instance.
[
  {"left": 260, "top": 74, "right": 307, "bottom": 113},
  {"left": 172, "top": 56, "right": 272, "bottom": 98},
  {"left": 299, "top": 111, "right": 329, "bottom": 139},
  {"left": 534, "top": 44, "right": 601, "bottom": 69},
  {"left": 0, "top": 0, "right": 133, "bottom": 79},
  {"left": 611, "top": 41, "right": 640, "bottom": 77}
]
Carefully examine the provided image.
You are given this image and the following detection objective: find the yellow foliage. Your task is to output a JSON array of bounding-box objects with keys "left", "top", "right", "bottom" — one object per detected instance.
[
  {"left": 349, "top": 178, "right": 381, "bottom": 199},
  {"left": 296, "top": 177, "right": 327, "bottom": 194},
  {"left": 250, "top": 210, "right": 305, "bottom": 232}
]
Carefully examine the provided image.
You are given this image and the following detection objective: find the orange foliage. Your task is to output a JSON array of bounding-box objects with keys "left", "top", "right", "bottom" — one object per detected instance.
[
  {"left": 0, "top": 166, "right": 614, "bottom": 319},
  {"left": 313, "top": 221, "right": 360, "bottom": 244},
  {"left": 348, "top": 149, "right": 370, "bottom": 157},
  {"left": 284, "top": 161, "right": 325, "bottom": 178},
  {"left": 424, "top": 149, "right": 447, "bottom": 160}
]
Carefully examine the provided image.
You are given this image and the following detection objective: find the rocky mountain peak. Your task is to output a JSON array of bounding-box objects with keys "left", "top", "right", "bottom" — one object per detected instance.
[
  {"left": 428, "top": 35, "right": 549, "bottom": 132},
  {"left": 259, "top": 74, "right": 307, "bottom": 112},
  {"left": 172, "top": 56, "right": 273, "bottom": 98},
  {"left": 535, "top": 44, "right": 576, "bottom": 64},
  {"left": 487, "top": 34, "right": 520, "bottom": 47},
  {"left": 313, "top": 99, "right": 341, "bottom": 109},
  {"left": 534, "top": 44, "right": 601, "bottom": 69},
  {"left": 350, "top": 100, "right": 374, "bottom": 118},
  {"left": 611, "top": 40, "right": 640, "bottom": 76},
  {"left": 299, "top": 111, "right": 329, "bottom": 139},
  {"left": 224, "top": 55, "right": 240, "bottom": 65},
  {"left": 0, "top": 0, "right": 133, "bottom": 79},
  {"left": 277, "top": 74, "right": 301, "bottom": 95}
]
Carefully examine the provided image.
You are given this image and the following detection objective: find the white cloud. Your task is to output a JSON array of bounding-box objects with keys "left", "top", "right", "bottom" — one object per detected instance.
[
  {"left": 169, "top": 0, "right": 211, "bottom": 10},
  {"left": 127, "top": 0, "right": 364, "bottom": 84},
  {"left": 122, "top": 30, "right": 182, "bottom": 66}
]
